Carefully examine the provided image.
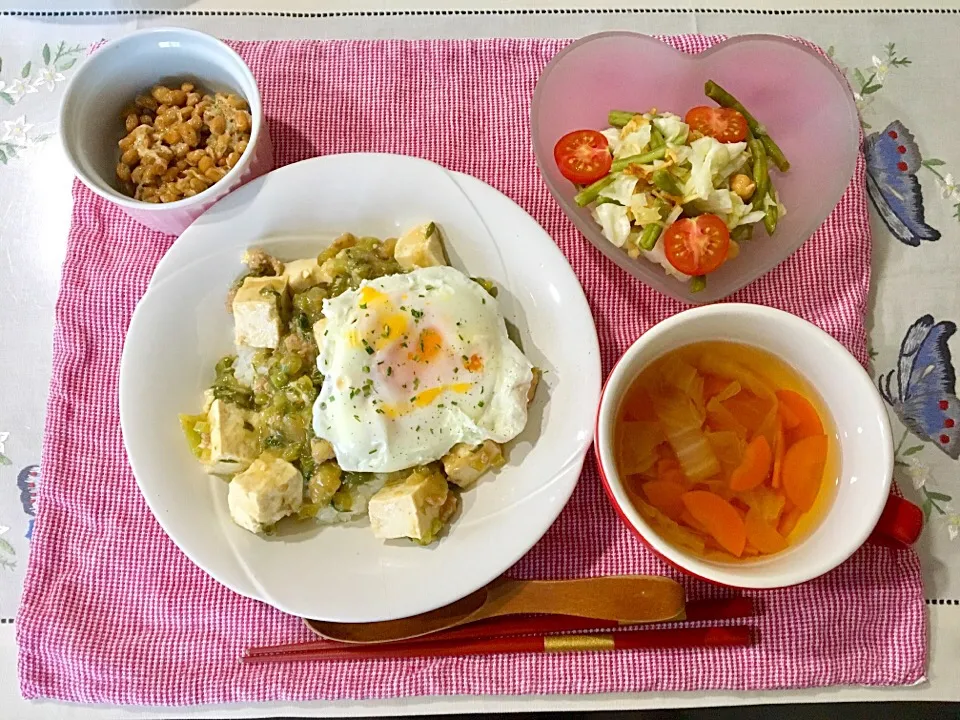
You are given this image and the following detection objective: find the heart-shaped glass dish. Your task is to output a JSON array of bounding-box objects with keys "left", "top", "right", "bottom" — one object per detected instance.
[{"left": 531, "top": 32, "right": 861, "bottom": 304}]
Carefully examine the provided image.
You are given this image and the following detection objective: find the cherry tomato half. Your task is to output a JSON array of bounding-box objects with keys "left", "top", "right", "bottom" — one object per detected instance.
[
  {"left": 663, "top": 214, "right": 731, "bottom": 276},
  {"left": 553, "top": 130, "right": 612, "bottom": 184},
  {"left": 684, "top": 106, "right": 748, "bottom": 143}
]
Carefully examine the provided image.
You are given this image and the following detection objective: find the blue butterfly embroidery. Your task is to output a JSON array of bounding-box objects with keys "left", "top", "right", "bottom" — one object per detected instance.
[
  {"left": 864, "top": 120, "right": 941, "bottom": 247},
  {"left": 879, "top": 315, "right": 960, "bottom": 459},
  {"left": 17, "top": 463, "right": 39, "bottom": 540}
]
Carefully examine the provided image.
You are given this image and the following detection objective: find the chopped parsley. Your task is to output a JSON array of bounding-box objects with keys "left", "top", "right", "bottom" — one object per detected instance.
[
  {"left": 478, "top": 400, "right": 485, "bottom": 408},
  {"left": 386, "top": 366, "right": 393, "bottom": 376},
  {"left": 362, "top": 365, "right": 370, "bottom": 373},
  {"left": 411, "top": 308, "right": 424, "bottom": 321},
  {"left": 413, "top": 377, "right": 420, "bottom": 390},
  {"left": 354, "top": 414, "right": 360, "bottom": 422},
  {"left": 368, "top": 449, "right": 376, "bottom": 454}
]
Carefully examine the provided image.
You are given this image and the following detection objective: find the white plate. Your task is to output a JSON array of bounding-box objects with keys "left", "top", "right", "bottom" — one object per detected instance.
[{"left": 120, "top": 153, "right": 601, "bottom": 622}]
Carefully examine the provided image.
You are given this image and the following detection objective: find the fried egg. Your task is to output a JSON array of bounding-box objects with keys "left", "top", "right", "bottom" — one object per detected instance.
[{"left": 313, "top": 266, "right": 535, "bottom": 472}]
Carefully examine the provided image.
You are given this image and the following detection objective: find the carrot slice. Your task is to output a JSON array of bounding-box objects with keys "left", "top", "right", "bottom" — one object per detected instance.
[
  {"left": 728, "top": 435, "right": 773, "bottom": 492},
  {"left": 771, "top": 418, "right": 785, "bottom": 489},
  {"left": 679, "top": 509, "right": 708, "bottom": 534},
  {"left": 681, "top": 490, "right": 747, "bottom": 557},
  {"left": 778, "top": 401, "right": 801, "bottom": 430},
  {"left": 776, "top": 389, "right": 824, "bottom": 445},
  {"left": 745, "top": 507, "right": 789, "bottom": 554},
  {"left": 778, "top": 506, "right": 804, "bottom": 538},
  {"left": 781, "top": 434, "right": 828, "bottom": 511},
  {"left": 642, "top": 480, "right": 686, "bottom": 520},
  {"left": 656, "top": 457, "right": 686, "bottom": 485}
]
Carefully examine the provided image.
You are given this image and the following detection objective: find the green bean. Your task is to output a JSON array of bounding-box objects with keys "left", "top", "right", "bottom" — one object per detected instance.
[
  {"left": 731, "top": 224, "right": 754, "bottom": 243},
  {"left": 749, "top": 137, "right": 768, "bottom": 210},
  {"left": 611, "top": 147, "right": 666, "bottom": 173},
  {"left": 573, "top": 148, "right": 668, "bottom": 207},
  {"left": 689, "top": 275, "right": 707, "bottom": 293},
  {"left": 704, "top": 80, "right": 790, "bottom": 171},
  {"left": 649, "top": 126, "right": 665, "bottom": 149},
  {"left": 764, "top": 201, "right": 779, "bottom": 235},
  {"left": 639, "top": 223, "right": 662, "bottom": 251},
  {"left": 574, "top": 175, "right": 616, "bottom": 207},
  {"left": 608, "top": 110, "right": 640, "bottom": 128},
  {"left": 651, "top": 169, "right": 683, "bottom": 197}
]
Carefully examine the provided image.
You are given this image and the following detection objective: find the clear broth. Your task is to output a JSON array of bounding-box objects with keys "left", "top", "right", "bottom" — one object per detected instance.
[{"left": 616, "top": 340, "right": 839, "bottom": 562}]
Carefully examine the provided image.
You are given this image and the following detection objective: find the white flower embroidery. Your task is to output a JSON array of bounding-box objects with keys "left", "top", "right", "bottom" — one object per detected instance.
[
  {"left": 905, "top": 459, "right": 932, "bottom": 490},
  {"left": 1, "top": 116, "right": 34, "bottom": 143},
  {"left": 948, "top": 515, "right": 960, "bottom": 542},
  {"left": 6, "top": 77, "right": 38, "bottom": 102},
  {"left": 0, "top": 432, "right": 8, "bottom": 456},
  {"left": 937, "top": 173, "right": 960, "bottom": 202},
  {"left": 871, "top": 55, "right": 890, "bottom": 83},
  {"left": 33, "top": 67, "right": 65, "bottom": 92},
  {"left": 853, "top": 92, "right": 873, "bottom": 113}
]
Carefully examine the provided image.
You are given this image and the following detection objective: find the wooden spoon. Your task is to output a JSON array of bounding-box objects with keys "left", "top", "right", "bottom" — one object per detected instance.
[{"left": 304, "top": 575, "right": 685, "bottom": 644}]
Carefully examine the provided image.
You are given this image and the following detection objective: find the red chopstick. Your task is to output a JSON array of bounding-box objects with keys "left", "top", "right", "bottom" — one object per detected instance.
[
  {"left": 240, "top": 625, "right": 753, "bottom": 664},
  {"left": 245, "top": 597, "right": 754, "bottom": 657},
  {"left": 243, "top": 597, "right": 754, "bottom": 660}
]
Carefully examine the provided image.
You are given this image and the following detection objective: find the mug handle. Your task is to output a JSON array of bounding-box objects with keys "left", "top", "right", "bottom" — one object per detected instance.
[{"left": 867, "top": 495, "right": 924, "bottom": 548}]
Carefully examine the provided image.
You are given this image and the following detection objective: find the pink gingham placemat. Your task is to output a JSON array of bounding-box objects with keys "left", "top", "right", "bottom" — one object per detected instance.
[{"left": 18, "top": 37, "right": 926, "bottom": 704}]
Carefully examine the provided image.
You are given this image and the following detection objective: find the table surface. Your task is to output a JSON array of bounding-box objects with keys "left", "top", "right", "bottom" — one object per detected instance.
[{"left": 1, "top": 1, "right": 959, "bottom": 716}]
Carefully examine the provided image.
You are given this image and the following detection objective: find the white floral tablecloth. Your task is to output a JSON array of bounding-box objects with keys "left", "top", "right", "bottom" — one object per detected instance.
[{"left": 1, "top": 4, "right": 959, "bottom": 716}]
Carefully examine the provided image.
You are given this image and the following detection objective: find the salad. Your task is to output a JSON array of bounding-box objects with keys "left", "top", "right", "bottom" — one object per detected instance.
[{"left": 553, "top": 81, "right": 791, "bottom": 293}]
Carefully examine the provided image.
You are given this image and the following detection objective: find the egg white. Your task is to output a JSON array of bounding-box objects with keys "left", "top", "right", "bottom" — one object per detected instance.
[{"left": 313, "top": 266, "right": 534, "bottom": 472}]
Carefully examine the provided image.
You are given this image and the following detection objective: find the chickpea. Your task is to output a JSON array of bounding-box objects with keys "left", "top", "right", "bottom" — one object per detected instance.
[
  {"left": 731, "top": 173, "right": 756, "bottom": 201},
  {"left": 197, "top": 155, "right": 214, "bottom": 173},
  {"left": 189, "top": 176, "right": 210, "bottom": 193},
  {"left": 234, "top": 111, "right": 251, "bottom": 134},
  {"left": 186, "top": 149, "right": 205, "bottom": 166},
  {"left": 225, "top": 151, "right": 241, "bottom": 169},
  {"left": 124, "top": 113, "right": 139, "bottom": 133},
  {"left": 130, "top": 165, "right": 145, "bottom": 185},
  {"left": 186, "top": 92, "right": 200, "bottom": 107},
  {"left": 116, "top": 162, "right": 132, "bottom": 183},
  {"left": 139, "top": 114, "right": 153, "bottom": 126},
  {"left": 181, "top": 81, "right": 195, "bottom": 93},
  {"left": 163, "top": 167, "right": 180, "bottom": 183},
  {"left": 162, "top": 128, "right": 180, "bottom": 145}
]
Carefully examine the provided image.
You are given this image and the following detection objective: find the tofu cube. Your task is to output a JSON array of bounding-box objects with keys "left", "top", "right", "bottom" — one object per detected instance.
[
  {"left": 393, "top": 222, "right": 448, "bottom": 271},
  {"left": 228, "top": 452, "right": 304, "bottom": 534},
  {"left": 312, "top": 319, "right": 327, "bottom": 354},
  {"left": 368, "top": 466, "right": 449, "bottom": 542},
  {"left": 441, "top": 440, "right": 504, "bottom": 489},
  {"left": 205, "top": 399, "right": 259, "bottom": 476},
  {"left": 232, "top": 275, "right": 289, "bottom": 349},
  {"left": 233, "top": 343, "right": 259, "bottom": 388},
  {"left": 282, "top": 257, "right": 325, "bottom": 293},
  {"left": 310, "top": 437, "right": 335, "bottom": 464}
]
